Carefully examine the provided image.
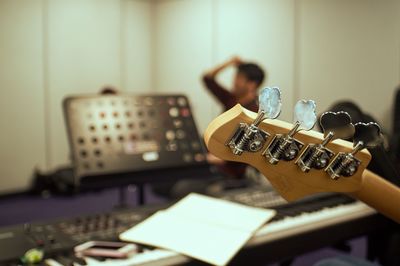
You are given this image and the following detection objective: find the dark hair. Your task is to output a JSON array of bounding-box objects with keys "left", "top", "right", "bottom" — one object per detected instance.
[
  {"left": 100, "top": 86, "right": 118, "bottom": 95},
  {"left": 237, "top": 63, "right": 265, "bottom": 86}
]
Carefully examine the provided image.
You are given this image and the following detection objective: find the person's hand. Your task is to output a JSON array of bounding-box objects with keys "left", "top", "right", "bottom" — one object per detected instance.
[
  {"left": 204, "top": 56, "right": 243, "bottom": 78},
  {"left": 230, "top": 56, "right": 242, "bottom": 66}
]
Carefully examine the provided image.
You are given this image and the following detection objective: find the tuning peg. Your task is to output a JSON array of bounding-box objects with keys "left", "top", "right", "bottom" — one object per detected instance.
[
  {"left": 296, "top": 111, "right": 355, "bottom": 173},
  {"left": 286, "top": 100, "right": 317, "bottom": 137},
  {"left": 351, "top": 122, "right": 383, "bottom": 154},
  {"left": 325, "top": 122, "right": 383, "bottom": 180},
  {"left": 254, "top": 87, "right": 282, "bottom": 126},
  {"left": 259, "top": 87, "right": 282, "bottom": 119},
  {"left": 226, "top": 87, "right": 281, "bottom": 155},
  {"left": 294, "top": 100, "right": 317, "bottom": 131},
  {"left": 263, "top": 99, "right": 315, "bottom": 164},
  {"left": 296, "top": 112, "right": 354, "bottom": 172},
  {"left": 320, "top": 111, "right": 355, "bottom": 144}
]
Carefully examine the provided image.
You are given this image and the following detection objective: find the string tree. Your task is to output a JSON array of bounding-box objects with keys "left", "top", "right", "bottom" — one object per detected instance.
[
  {"left": 263, "top": 99, "right": 317, "bottom": 164},
  {"left": 226, "top": 87, "right": 282, "bottom": 155},
  {"left": 296, "top": 111, "right": 354, "bottom": 172}
]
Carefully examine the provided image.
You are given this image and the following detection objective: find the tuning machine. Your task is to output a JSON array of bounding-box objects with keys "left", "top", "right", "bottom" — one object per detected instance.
[
  {"left": 296, "top": 111, "right": 354, "bottom": 172},
  {"left": 226, "top": 87, "right": 282, "bottom": 155},
  {"left": 326, "top": 122, "right": 383, "bottom": 180},
  {"left": 263, "top": 99, "right": 317, "bottom": 164}
]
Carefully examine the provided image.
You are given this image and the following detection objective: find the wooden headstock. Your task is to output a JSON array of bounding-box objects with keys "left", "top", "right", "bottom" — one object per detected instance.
[{"left": 204, "top": 104, "right": 371, "bottom": 202}]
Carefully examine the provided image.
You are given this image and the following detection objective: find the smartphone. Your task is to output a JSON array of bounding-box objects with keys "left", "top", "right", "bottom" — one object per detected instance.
[{"left": 74, "top": 241, "right": 138, "bottom": 259}]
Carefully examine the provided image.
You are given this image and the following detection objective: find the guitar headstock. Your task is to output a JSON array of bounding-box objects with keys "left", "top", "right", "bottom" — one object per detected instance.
[{"left": 204, "top": 87, "right": 383, "bottom": 201}]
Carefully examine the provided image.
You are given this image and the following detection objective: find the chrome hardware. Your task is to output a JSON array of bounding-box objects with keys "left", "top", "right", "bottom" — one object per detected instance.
[
  {"left": 263, "top": 100, "right": 316, "bottom": 164},
  {"left": 326, "top": 122, "right": 382, "bottom": 180},
  {"left": 226, "top": 87, "right": 282, "bottom": 155},
  {"left": 296, "top": 111, "right": 354, "bottom": 172}
]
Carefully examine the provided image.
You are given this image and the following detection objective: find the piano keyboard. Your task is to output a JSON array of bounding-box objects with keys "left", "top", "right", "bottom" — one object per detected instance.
[
  {"left": 91, "top": 188, "right": 376, "bottom": 266},
  {"left": 249, "top": 200, "right": 375, "bottom": 247},
  {"left": 0, "top": 187, "right": 376, "bottom": 266},
  {"left": 220, "top": 187, "right": 376, "bottom": 250},
  {"left": 5, "top": 186, "right": 376, "bottom": 266}
]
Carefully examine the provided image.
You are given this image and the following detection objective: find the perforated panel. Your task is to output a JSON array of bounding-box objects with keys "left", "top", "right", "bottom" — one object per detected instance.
[{"left": 63, "top": 94, "right": 207, "bottom": 181}]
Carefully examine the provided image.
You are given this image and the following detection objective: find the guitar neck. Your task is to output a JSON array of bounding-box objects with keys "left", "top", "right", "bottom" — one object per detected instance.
[{"left": 348, "top": 169, "right": 400, "bottom": 223}]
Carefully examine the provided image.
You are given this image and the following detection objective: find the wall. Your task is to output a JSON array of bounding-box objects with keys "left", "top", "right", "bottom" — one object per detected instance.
[
  {"left": 212, "top": 0, "right": 295, "bottom": 122},
  {"left": 153, "top": 0, "right": 215, "bottom": 132},
  {"left": 0, "top": 0, "right": 46, "bottom": 193},
  {"left": 155, "top": 0, "right": 400, "bottom": 132},
  {"left": 0, "top": 0, "right": 153, "bottom": 194},
  {"left": 297, "top": 0, "right": 400, "bottom": 131},
  {"left": 1, "top": 0, "right": 399, "bottom": 194},
  {"left": 154, "top": 0, "right": 296, "bottom": 130}
]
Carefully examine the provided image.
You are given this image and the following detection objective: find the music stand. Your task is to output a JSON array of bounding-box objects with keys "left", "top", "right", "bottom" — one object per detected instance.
[{"left": 63, "top": 93, "right": 211, "bottom": 205}]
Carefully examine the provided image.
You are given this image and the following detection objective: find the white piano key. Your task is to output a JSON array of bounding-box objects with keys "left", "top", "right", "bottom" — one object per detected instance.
[{"left": 248, "top": 201, "right": 376, "bottom": 246}]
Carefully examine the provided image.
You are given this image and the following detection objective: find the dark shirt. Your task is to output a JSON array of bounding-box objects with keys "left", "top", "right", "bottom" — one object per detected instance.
[
  {"left": 203, "top": 75, "right": 258, "bottom": 178},
  {"left": 202, "top": 75, "right": 258, "bottom": 112}
]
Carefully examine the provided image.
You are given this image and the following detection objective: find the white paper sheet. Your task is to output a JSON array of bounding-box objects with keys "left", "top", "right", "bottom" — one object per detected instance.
[
  {"left": 120, "top": 193, "right": 276, "bottom": 266},
  {"left": 75, "top": 249, "right": 179, "bottom": 266}
]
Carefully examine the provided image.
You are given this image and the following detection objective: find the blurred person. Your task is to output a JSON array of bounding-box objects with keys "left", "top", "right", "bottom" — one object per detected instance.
[{"left": 202, "top": 56, "right": 266, "bottom": 178}]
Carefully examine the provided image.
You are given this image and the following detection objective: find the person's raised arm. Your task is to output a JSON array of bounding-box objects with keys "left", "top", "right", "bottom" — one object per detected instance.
[
  {"left": 202, "top": 56, "right": 242, "bottom": 108},
  {"left": 203, "top": 56, "right": 242, "bottom": 79}
]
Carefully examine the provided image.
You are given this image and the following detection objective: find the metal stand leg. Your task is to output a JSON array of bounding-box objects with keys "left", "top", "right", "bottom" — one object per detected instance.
[
  {"left": 137, "top": 184, "right": 145, "bottom": 205},
  {"left": 116, "top": 184, "right": 145, "bottom": 208},
  {"left": 116, "top": 186, "right": 128, "bottom": 209}
]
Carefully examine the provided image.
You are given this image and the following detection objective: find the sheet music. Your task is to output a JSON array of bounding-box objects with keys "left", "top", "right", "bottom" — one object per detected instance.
[{"left": 120, "top": 193, "right": 276, "bottom": 266}]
